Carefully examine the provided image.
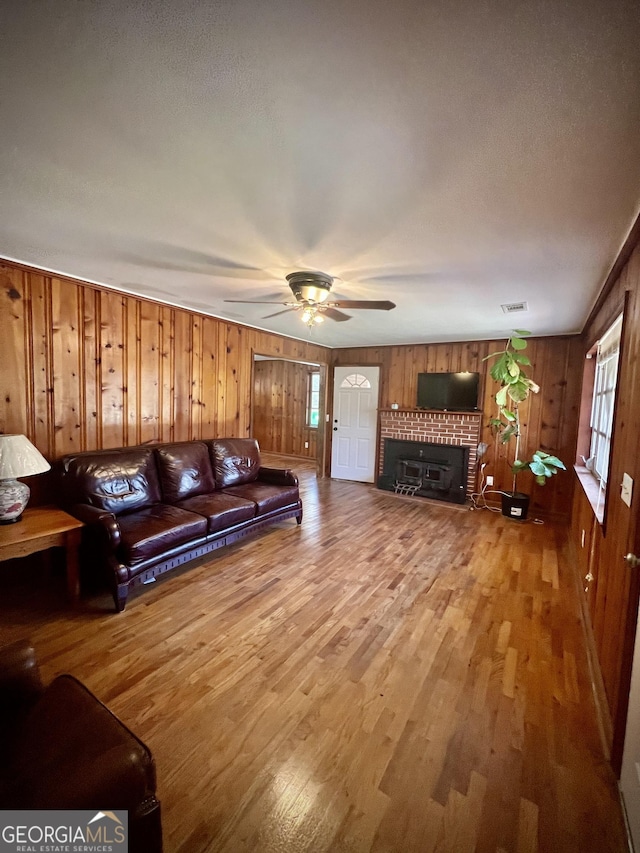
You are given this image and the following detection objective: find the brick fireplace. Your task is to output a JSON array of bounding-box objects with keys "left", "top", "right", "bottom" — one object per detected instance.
[{"left": 378, "top": 409, "right": 483, "bottom": 499}]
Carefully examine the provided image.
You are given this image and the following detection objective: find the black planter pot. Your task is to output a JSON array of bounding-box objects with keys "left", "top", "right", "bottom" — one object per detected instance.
[{"left": 501, "top": 491, "right": 530, "bottom": 521}]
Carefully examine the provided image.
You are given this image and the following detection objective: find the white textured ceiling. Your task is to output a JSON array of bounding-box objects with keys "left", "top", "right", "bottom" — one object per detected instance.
[{"left": 1, "top": 0, "right": 639, "bottom": 347}]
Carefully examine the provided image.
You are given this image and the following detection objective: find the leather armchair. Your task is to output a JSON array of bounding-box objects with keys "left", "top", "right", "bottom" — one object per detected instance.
[{"left": 0, "top": 640, "right": 162, "bottom": 853}]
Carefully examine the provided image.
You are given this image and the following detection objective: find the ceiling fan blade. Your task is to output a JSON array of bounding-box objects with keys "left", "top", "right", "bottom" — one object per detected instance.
[
  {"left": 322, "top": 307, "right": 352, "bottom": 322},
  {"left": 262, "top": 307, "right": 298, "bottom": 319},
  {"left": 224, "top": 299, "right": 289, "bottom": 304},
  {"left": 328, "top": 300, "right": 396, "bottom": 311}
]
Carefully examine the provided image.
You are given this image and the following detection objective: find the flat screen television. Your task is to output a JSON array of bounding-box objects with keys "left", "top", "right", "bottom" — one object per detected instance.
[{"left": 416, "top": 371, "right": 480, "bottom": 411}]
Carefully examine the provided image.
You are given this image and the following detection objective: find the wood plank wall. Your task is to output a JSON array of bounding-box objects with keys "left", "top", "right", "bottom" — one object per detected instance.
[
  {"left": 1, "top": 259, "right": 582, "bottom": 521},
  {"left": 0, "top": 260, "right": 330, "bottom": 500},
  {"left": 572, "top": 242, "right": 640, "bottom": 768},
  {"left": 331, "top": 336, "right": 583, "bottom": 518},
  {"left": 253, "top": 360, "right": 318, "bottom": 458}
]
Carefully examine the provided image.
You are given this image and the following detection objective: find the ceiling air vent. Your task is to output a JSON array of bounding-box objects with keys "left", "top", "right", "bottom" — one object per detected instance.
[{"left": 501, "top": 301, "right": 528, "bottom": 314}]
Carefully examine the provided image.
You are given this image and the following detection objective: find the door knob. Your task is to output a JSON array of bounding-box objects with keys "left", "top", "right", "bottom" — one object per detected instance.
[{"left": 624, "top": 553, "right": 640, "bottom": 568}]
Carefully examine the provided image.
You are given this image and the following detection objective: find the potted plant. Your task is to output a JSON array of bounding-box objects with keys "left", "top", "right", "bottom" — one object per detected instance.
[{"left": 484, "top": 330, "right": 566, "bottom": 519}]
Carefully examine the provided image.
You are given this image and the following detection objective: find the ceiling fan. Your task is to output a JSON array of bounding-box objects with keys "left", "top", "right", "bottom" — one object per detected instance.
[{"left": 224, "top": 271, "right": 396, "bottom": 327}]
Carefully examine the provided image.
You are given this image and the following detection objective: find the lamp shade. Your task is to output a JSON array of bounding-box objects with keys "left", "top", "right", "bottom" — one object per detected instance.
[
  {"left": 0, "top": 434, "right": 51, "bottom": 478},
  {"left": 0, "top": 435, "right": 51, "bottom": 523}
]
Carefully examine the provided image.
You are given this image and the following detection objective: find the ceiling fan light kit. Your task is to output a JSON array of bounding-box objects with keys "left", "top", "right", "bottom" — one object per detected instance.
[
  {"left": 285, "top": 271, "right": 332, "bottom": 305},
  {"left": 224, "top": 270, "right": 396, "bottom": 328},
  {"left": 301, "top": 307, "right": 325, "bottom": 327}
]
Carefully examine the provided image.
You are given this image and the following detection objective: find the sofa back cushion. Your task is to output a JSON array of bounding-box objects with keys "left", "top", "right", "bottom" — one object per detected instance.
[
  {"left": 155, "top": 441, "right": 215, "bottom": 503},
  {"left": 59, "top": 448, "right": 161, "bottom": 516},
  {"left": 209, "top": 438, "right": 261, "bottom": 488}
]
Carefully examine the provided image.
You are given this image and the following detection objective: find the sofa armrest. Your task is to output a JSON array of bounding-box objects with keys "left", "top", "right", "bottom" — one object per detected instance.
[
  {"left": 257, "top": 466, "right": 299, "bottom": 487},
  {"left": 7, "top": 674, "right": 163, "bottom": 850},
  {"left": 70, "top": 503, "right": 122, "bottom": 550}
]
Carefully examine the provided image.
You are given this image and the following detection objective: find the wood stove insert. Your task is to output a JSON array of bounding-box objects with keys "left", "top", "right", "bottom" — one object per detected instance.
[{"left": 378, "top": 439, "right": 469, "bottom": 504}]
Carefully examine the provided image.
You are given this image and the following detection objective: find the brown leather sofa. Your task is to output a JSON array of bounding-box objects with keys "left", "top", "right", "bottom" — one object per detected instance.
[
  {"left": 58, "top": 437, "right": 302, "bottom": 610},
  {"left": 0, "top": 639, "right": 162, "bottom": 853}
]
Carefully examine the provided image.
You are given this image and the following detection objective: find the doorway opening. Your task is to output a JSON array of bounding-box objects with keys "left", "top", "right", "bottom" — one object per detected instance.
[{"left": 251, "top": 354, "right": 327, "bottom": 477}]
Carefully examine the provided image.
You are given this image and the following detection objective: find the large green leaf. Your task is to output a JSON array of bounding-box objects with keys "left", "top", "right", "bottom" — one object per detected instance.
[
  {"left": 513, "top": 353, "right": 531, "bottom": 365},
  {"left": 513, "top": 329, "right": 531, "bottom": 337},
  {"left": 490, "top": 361, "right": 511, "bottom": 383},
  {"left": 510, "top": 337, "right": 528, "bottom": 350},
  {"left": 507, "top": 381, "right": 529, "bottom": 403},
  {"left": 496, "top": 386, "right": 508, "bottom": 407},
  {"left": 532, "top": 451, "right": 565, "bottom": 470},
  {"left": 529, "top": 459, "right": 552, "bottom": 477}
]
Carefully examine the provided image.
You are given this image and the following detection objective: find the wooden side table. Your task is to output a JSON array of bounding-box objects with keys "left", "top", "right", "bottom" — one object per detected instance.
[{"left": 0, "top": 506, "right": 84, "bottom": 604}]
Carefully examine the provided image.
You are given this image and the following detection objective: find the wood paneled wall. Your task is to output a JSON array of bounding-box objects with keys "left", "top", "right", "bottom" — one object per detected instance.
[
  {"left": 331, "top": 336, "right": 583, "bottom": 518},
  {"left": 0, "top": 260, "right": 330, "bottom": 473},
  {"left": 1, "top": 259, "right": 582, "bottom": 521},
  {"left": 253, "top": 360, "right": 318, "bottom": 458},
  {"left": 573, "top": 241, "right": 640, "bottom": 768}
]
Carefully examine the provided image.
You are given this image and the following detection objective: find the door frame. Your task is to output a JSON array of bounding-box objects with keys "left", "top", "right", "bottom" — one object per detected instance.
[
  {"left": 597, "top": 291, "right": 640, "bottom": 775},
  {"left": 328, "top": 363, "right": 383, "bottom": 482},
  {"left": 250, "top": 351, "right": 329, "bottom": 478}
]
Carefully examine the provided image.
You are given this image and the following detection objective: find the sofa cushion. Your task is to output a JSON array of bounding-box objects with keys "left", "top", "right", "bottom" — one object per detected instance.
[
  {"left": 118, "top": 504, "right": 208, "bottom": 565},
  {"left": 177, "top": 492, "right": 256, "bottom": 533},
  {"left": 155, "top": 441, "right": 216, "bottom": 503},
  {"left": 209, "top": 438, "right": 261, "bottom": 488},
  {"left": 60, "top": 448, "right": 161, "bottom": 516},
  {"left": 224, "top": 481, "right": 300, "bottom": 515}
]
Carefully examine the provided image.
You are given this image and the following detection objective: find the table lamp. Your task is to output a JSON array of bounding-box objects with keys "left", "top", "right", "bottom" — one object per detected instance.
[{"left": 0, "top": 434, "right": 51, "bottom": 524}]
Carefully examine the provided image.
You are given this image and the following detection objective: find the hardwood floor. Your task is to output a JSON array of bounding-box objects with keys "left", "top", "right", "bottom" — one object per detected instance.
[{"left": 0, "top": 455, "right": 629, "bottom": 852}]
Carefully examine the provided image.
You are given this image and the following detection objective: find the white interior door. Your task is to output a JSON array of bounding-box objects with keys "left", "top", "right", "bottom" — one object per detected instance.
[{"left": 330, "top": 366, "right": 379, "bottom": 482}]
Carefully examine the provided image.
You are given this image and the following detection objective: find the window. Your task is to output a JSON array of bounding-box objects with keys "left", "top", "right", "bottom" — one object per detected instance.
[
  {"left": 589, "top": 313, "right": 622, "bottom": 486},
  {"left": 306, "top": 371, "right": 320, "bottom": 427},
  {"left": 340, "top": 373, "right": 371, "bottom": 389}
]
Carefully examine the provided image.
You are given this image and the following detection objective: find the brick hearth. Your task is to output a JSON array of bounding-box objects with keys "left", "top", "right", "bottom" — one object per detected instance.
[{"left": 378, "top": 409, "right": 483, "bottom": 497}]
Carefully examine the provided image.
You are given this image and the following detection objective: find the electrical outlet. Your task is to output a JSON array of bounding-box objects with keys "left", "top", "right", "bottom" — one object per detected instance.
[
  {"left": 304, "top": 441, "right": 309, "bottom": 449},
  {"left": 486, "top": 475, "right": 494, "bottom": 486}
]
